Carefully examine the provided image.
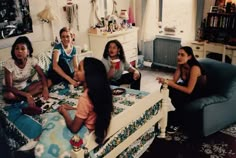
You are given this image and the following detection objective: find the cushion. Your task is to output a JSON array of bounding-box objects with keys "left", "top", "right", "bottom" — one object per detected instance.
[
  {"left": 0, "top": 102, "right": 43, "bottom": 150},
  {"left": 35, "top": 111, "right": 89, "bottom": 158},
  {"left": 183, "top": 95, "right": 228, "bottom": 112},
  {"left": 36, "top": 49, "right": 52, "bottom": 73},
  {"left": 31, "top": 50, "right": 52, "bottom": 81},
  {"left": 199, "top": 58, "right": 236, "bottom": 98}
]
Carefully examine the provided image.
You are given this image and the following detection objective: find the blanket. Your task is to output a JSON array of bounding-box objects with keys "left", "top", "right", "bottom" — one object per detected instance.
[
  {"left": 0, "top": 81, "right": 162, "bottom": 158},
  {"left": 34, "top": 84, "right": 150, "bottom": 158}
]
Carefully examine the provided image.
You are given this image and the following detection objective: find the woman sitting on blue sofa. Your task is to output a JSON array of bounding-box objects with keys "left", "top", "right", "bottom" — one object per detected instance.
[{"left": 156, "top": 46, "right": 207, "bottom": 134}]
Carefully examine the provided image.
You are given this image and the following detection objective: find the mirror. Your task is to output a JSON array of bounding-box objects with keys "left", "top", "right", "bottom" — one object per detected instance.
[{"left": 96, "top": 0, "right": 114, "bottom": 19}]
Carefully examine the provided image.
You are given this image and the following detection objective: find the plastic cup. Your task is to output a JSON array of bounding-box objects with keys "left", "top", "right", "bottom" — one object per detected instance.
[{"left": 111, "top": 59, "right": 120, "bottom": 70}]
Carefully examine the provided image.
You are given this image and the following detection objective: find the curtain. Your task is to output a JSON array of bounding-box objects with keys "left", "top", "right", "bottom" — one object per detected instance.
[
  {"left": 128, "top": 0, "right": 135, "bottom": 25},
  {"left": 140, "top": 0, "right": 158, "bottom": 42},
  {"left": 137, "top": 0, "right": 158, "bottom": 61},
  {"left": 195, "top": 0, "right": 204, "bottom": 40},
  {"left": 90, "top": 0, "right": 100, "bottom": 28}
]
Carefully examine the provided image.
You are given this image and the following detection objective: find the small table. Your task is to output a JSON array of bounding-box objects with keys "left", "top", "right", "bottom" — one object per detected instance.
[
  {"left": 204, "top": 41, "right": 236, "bottom": 63},
  {"left": 204, "top": 41, "right": 227, "bottom": 62}
]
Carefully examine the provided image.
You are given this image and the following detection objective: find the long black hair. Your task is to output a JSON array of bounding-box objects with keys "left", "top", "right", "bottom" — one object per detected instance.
[
  {"left": 83, "top": 57, "right": 113, "bottom": 144},
  {"left": 11, "top": 36, "right": 33, "bottom": 61},
  {"left": 102, "top": 39, "right": 126, "bottom": 62},
  {"left": 180, "top": 46, "right": 205, "bottom": 74}
]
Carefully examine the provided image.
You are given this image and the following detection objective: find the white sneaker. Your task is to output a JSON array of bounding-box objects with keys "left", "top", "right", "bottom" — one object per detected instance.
[{"left": 18, "top": 139, "right": 38, "bottom": 151}]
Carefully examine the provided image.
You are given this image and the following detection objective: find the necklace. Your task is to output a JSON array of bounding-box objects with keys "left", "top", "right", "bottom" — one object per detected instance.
[{"left": 15, "top": 59, "right": 27, "bottom": 75}]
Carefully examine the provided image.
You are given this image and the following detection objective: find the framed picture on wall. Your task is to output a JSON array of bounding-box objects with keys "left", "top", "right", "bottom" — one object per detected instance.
[
  {"left": 210, "top": 6, "right": 219, "bottom": 13},
  {"left": 0, "top": 0, "right": 33, "bottom": 39}
]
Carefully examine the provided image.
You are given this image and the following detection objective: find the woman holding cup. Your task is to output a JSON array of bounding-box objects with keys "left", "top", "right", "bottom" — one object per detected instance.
[{"left": 101, "top": 40, "right": 141, "bottom": 90}]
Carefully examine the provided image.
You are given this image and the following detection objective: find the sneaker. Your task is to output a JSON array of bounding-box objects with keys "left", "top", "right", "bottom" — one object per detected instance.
[
  {"left": 167, "top": 125, "right": 179, "bottom": 134},
  {"left": 18, "top": 139, "right": 38, "bottom": 151}
]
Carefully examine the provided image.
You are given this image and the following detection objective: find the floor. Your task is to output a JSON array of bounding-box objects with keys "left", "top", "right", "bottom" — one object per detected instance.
[
  {"left": 139, "top": 66, "right": 173, "bottom": 93},
  {"left": 139, "top": 67, "right": 236, "bottom": 158}
]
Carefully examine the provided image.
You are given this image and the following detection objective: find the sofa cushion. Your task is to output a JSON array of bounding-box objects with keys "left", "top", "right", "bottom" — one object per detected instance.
[
  {"left": 199, "top": 58, "right": 236, "bottom": 98},
  {"left": 183, "top": 94, "right": 228, "bottom": 112}
]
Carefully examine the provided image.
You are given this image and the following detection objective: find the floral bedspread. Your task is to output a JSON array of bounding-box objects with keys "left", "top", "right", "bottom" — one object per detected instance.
[{"left": 0, "top": 82, "right": 161, "bottom": 158}]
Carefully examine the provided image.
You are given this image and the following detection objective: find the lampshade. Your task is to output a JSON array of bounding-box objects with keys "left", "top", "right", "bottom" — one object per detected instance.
[
  {"left": 120, "top": 10, "right": 129, "bottom": 20},
  {"left": 37, "top": 5, "right": 56, "bottom": 23}
]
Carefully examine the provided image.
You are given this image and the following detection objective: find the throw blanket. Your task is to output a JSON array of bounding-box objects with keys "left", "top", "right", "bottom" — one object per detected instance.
[
  {"left": 1, "top": 82, "right": 157, "bottom": 158},
  {"left": 34, "top": 84, "right": 150, "bottom": 158},
  {"left": 0, "top": 101, "right": 43, "bottom": 150}
]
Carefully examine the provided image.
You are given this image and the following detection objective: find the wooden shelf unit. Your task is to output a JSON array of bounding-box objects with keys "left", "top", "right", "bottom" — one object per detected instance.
[{"left": 204, "top": 12, "right": 236, "bottom": 43}]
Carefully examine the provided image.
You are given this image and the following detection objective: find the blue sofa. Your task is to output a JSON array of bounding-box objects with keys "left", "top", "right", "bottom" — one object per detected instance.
[{"left": 183, "top": 58, "right": 236, "bottom": 137}]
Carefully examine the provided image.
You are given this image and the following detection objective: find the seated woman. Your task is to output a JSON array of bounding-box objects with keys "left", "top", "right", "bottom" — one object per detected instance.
[
  {"left": 35, "top": 57, "right": 113, "bottom": 158},
  {"left": 47, "top": 27, "right": 80, "bottom": 87},
  {"left": 101, "top": 40, "right": 141, "bottom": 90},
  {"left": 157, "top": 46, "right": 207, "bottom": 134},
  {"left": 2, "top": 36, "right": 49, "bottom": 107},
  {"left": 1, "top": 36, "right": 50, "bottom": 150}
]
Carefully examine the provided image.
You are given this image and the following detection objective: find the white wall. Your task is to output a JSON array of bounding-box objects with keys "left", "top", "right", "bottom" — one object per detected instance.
[
  {"left": 0, "top": 0, "right": 129, "bottom": 50},
  {"left": 0, "top": 0, "right": 91, "bottom": 49},
  {"left": 160, "top": 0, "right": 196, "bottom": 45},
  {"left": 203, "top": 0, "right": 216, "bottom": 19},
  {"left": 135, "top": 0, "right": 199, "bottom": 61},
  {"left": 0, "top": 0, "right": 208, "bottom": 59}
]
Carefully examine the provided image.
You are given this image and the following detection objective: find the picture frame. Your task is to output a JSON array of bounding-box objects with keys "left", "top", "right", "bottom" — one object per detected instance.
[
  {"left": 210, "top": 6, "right": 219, "bottom": 13},
  {"left": 0, "top": 0, "right": 33, "bottom": 39}
]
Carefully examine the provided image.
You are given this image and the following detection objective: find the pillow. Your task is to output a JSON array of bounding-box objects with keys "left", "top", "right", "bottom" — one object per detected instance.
[
  {"left": 31, "top": 50, "right": 52, "bottom": 81},
  {"left": 0, "top": 102, "right": 43, "bottom": 150},
  {"left": 35, "top": 111, "right": 89, "bottom": 158},
  {"left": 36, "top": 49, "right": 52, "bottom": 74}
]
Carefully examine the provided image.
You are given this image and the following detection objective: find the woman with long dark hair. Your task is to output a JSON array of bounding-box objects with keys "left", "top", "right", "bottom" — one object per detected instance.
[
  {"left": 58, "top": 57, "right": 113, "bottom": 144},
  {"left": 102, "top": 39, "right": 141, "bottom": 90},
  {"left": 157, "top": 46, "right": 207, "bottom": 133}
]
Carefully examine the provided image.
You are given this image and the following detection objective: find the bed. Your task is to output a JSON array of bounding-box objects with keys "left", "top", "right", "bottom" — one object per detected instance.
[
  {"left": 0, "top": 40, "right": 172, "bottom": 158},
  {"left": 71, "top": 85, "right": 171, "bottom": 158}
]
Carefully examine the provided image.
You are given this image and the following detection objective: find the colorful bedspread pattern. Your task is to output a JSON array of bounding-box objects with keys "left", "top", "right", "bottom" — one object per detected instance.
[
  {"left": 93, "top": 101, "right": 160, "bottom": 158},
  {"left": 0, "top": 83, "right": 161, "bottom": 158}
]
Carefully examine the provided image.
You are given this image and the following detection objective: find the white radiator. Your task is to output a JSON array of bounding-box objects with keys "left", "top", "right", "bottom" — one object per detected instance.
[{"left": 153, "top": 35, "right": 181, "bottom": 69}]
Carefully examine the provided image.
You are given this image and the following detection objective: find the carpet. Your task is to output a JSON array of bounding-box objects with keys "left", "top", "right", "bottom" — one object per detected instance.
[{"left": 141, "top": 124, "right": 236, "bottom": 158}]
